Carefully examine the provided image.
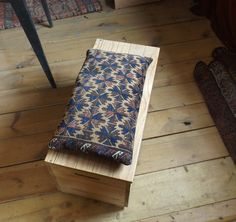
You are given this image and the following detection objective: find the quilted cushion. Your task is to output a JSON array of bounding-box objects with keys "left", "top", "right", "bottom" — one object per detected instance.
[{"left": 49, "top": 49, "right": 153, "bottom": 165}]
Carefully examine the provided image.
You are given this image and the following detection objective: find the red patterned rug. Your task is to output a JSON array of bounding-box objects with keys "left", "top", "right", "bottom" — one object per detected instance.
[{"left": 0, "top": 0, "right": 102, "bottom": 29}]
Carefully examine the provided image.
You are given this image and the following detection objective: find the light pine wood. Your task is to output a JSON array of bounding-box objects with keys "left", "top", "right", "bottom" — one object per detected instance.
[
  {"left": 0, "top": 104, "right": 64, "bottom": 140},
  {"left": 0, "top": 132, "right": 51, "bottom": 167},
  {"left": 0, "top": 102, "right": 214, "bottom": 167},
  {"left": 154, "top": 58, "right": 211, "bottom": 88},
  {"left": 208, "top": 215, "right": 236, "bottom": 222},
  {"left": 0, "top": 0, "right": 199, "bottom": 73},
  {"left": 0, "top": 0, "right": 199, "bottom": 50},
  {"left": 0, "top": 19, "right": 217, "bottom": 113},
  {"left": 141, "top": 199, "right": 236, "bottom": 222},
  {"left": 0, "top": 80, "right": 203, "bottom": 115},
  {"left": 0, "top": 161, "right": 56, "bottom": 203},
  {"left": 0, "top": 37, "right": 220, "bottom": 84},
  {"left": 0, "top": 158, "right": 236, "bottom": 222},
  {"left": 45, "top": 39, "right": 159, "bottom": 206},
  {"left": 0, "top": 86, "right": 72, "bottom": 115},
  {"left": 114, "top": 0, "right": 160, "bottom": 9},
  {"left": 49, "top": 164, "right": 131, "bottom": 207},
  {"left": 0, "top": 127, "right": 228, "bottom": 175},
  {"left": 0, "top": 87, "right": 210, "bottom": 141},
  {"left": 0, "top": 101, "right": 213, "bottom": 167},
  {"left": 0, "top": 56, "right": 211, "bottom": 117},
  {"left": 1, "top": 28, "right": 220, "bottom": 87},
  {"left": 144, "top": 102, "right": 214, "bottom": 139},
  {"left": 149, "top": 82, "right": 203, "bottom": 111},
  {"left": 1, "top": 0, "right": 198, "bottom": 46},
  {"left": 0, "top": 40, "right": 213, "bottom": 93},
  {"left": 137, "top": 127, "right": 228, "bottom": 175},
  {"left": 0, "top": 62, "right": 197, "bottom": 115},
  {"left": 0, "top": 0, "right": 235, "bottom": 220}
]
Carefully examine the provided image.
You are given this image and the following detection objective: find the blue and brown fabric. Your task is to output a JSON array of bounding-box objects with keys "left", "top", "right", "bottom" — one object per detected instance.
[{"left": 49, "top": 49, "right": 152, "bottom": 165}]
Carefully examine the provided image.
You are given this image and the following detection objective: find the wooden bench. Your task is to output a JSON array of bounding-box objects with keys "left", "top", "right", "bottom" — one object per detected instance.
[{"left": 45, "top": 39, "right": 159, "bottom": 207}]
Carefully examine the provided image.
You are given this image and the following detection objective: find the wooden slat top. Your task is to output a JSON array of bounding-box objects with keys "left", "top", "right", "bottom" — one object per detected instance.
[{"left": 45, "top": 38, "right": 159, "bottom": 182}]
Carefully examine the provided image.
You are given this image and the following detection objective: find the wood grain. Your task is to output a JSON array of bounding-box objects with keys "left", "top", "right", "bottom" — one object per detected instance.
[
  {"left": 46, "top": 39, "right": 160, "bottom": 184},
  {"left": 154, "top": 58, "right": 211, "bottom": 88},
  {"left": 137, "top": 127, "right": 228, "bottom": 175},
  {"left": 0, "top": 132, "right": 51, "bottom": 167},
  {"left": 0, "top": 22, "right": 218, "bottom": 114},
  {"left": 0, "top": 69, "right": 204, "bottom": 115},
  {"left": 0, "top": 0, "right": 234, "bottom": 220},
  {"left": 44, "top": 102, "right": 214, "bottom": 180},
  {"left": 149, "top": 82, "right": 203, "bottom": 111},
  {"left": 49, "top": 163, "right": 130, "bottom": 207},
  {"left": 40, "top": 37, "right": 220, "bottom": 73},
  {"left": 0, "top": 0, "right": 199, "bottom": 49},
  {"left": 0, "top": 105, "right": 64, "bottom": 140},
  {"left": 144, "top": 103, "right": 214, "bottom": 139},
  {"left": 114, "top": 0, "right": 160, "bottom": 9},
  {"left": 0, "top": 158, "right": 235, "bottom": 222},
  {"left": 0, "top": 86, "right": 72, "bottom": 115},
  {"left": 0, "top": 161, "right": 56, "bottom": 203},
  {"left": 0, "top": 102, "right": 214, "bottom": 166},
  {"left": 141, "top": 199, "right": 236, "bottom": 222},
  {"left": 44, "top": 39, "right": 160, "bottom": 206},
  {"left": 0, "top": 37, "right": 220, "bottom": 82}
]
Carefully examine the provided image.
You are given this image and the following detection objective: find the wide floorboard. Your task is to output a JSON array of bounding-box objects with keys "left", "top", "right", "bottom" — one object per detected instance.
[{"left": 0, "top": 0, "right": 235, "bottom": 221}]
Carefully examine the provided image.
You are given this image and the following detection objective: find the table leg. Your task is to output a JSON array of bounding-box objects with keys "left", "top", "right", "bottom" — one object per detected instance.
[
  {"left": 40, "top": 0, "right": 53, "bottom": 28},
  {"left": 9, "top": 0, "right": 57, "bottom": 88}
]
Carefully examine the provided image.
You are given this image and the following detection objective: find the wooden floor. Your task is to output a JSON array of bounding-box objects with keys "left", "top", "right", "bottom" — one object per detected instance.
[{"left": 0, "top": 0, "right": 236, "bottom": 221}]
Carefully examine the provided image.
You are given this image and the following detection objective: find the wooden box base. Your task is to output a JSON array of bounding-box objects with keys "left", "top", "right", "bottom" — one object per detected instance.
[
  {"left": 48, "top": 162, "right": 131, "bottom": 207},
  {"left": 45, "top": 39, "right": 159, "bottom": 207}
]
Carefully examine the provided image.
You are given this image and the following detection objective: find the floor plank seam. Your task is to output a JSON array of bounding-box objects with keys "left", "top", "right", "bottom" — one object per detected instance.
[
  {"left": 0, "top": 129, "right": 54, "bottom": 142},
  {"left": 0, "top": 56, "right": 210, "bottom": 82},
  {"left": 0, "top": 116, "right": 215, "bottom": 143},
  {"left": 0, "top": 158, "right": 47, "bottom": 169},
  {"left": 0, "top": 102, "right": 67, "bottom": 116},
  {"left": 147, "top": 101, "right": 205, "bottom": 114},
  {"left": 0, "top": 190, "right": 59, "bottom": 207},
  {"left": 0, "top": 98, "right": 207, "bottom": 121},
  {"left": 0, "top": 159, "right": 44, "bottom": 170},
  {"left": 36, "top": 18, "right": 206, "bottom": 44},
  {"left": 142, "top": 125, "right": 216, "bottom": 141},
  {"left": 131, "top": 197, "right": 236, "bottom": 222},
  {"left": 136, "top": 155, "right": 230, "bottom": 177},
  {"left": 0, "top": 34, "right": 218, "bottom": 77},
  {"left": 152, "top": 35, "right": 217, "bottom": 48}
]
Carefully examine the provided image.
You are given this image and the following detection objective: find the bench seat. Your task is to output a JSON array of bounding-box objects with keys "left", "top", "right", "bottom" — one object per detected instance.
[{"left": 45, "top": 39, "right": 159, "bottom": 207}]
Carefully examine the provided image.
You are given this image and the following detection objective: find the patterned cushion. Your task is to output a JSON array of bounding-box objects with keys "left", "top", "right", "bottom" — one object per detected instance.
[{"left": 49, "top": 49, "right": 153, "bottom": 165}]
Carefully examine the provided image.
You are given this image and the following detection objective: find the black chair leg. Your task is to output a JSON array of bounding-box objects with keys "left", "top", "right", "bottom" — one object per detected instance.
[
  {"left": 9, "top": 0, "right": 57, "bottom": 88},
  {"left": 40, "top": 0, "right": 53, "bottom": 28}
]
